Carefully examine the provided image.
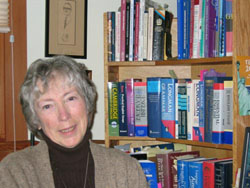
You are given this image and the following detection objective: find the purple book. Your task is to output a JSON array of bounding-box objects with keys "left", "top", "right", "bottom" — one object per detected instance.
[{"left": 204, "top": 0, "right": 217, "bottom": 57}]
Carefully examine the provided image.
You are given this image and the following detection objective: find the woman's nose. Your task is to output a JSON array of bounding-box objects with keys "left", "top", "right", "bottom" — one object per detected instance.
[{"left": 58, "top": 104, "right": 70, "bottom": 121}]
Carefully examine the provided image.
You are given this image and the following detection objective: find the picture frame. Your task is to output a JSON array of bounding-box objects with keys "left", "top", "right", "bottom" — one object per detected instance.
[
  {"left": 45, "top": 0, "right": 87, "bottom": 59},
  {"left": 240, "top": 127, "right": 250, "bottom": 188}
]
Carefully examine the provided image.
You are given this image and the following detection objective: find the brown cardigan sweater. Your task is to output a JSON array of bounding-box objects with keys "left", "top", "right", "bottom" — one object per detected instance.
[{"left": 0, "top": 141, "right": 149, "bottom": 188}]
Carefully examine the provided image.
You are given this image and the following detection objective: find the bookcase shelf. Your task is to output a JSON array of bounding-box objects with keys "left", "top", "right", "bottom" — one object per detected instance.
[{"left": 103, "top": 0, "right": 250, "bottom": 184}]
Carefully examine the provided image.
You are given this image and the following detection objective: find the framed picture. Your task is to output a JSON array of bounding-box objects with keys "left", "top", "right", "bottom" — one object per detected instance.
[
  {"left": 45, "top": 0, "right": 87, "bottom": 59},
  {"left": 240, "top": 127, "right": 250, "bottom": 188}
]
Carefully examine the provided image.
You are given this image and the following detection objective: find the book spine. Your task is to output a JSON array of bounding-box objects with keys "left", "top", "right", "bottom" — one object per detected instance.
[
  {"left": 219, "top": 0, "right": 226, "bottom": 57},
  {"left": 192, "top": 0, "right": 200, "bottom": 58},
  {"left": 152, "top": 10, "right": 165, "bottom": 60},
  {"left": 187, "top": 81, "right": 195, "bottom": 140},
  {"left": 223, "top": 81, "right": 233, "bottom": 144},
  {"left": 115, "top": 12, "right": 121, "bottom": 61},
  {"left": 147, "top": 77, "right": 161, "bottom": 138},
  {"left": 138, "top": 0, "right": 145, "bottom": 61},
  {"left": 129, "top": 0, "right": 135, "bottom": 61},
  {"left": 203, "top": 162, "right": 215, "bottom": 188},
  {"left": 185, "top": 0, "right": 191, "bottom": 59},
  {"left": 107, "top": 82, "right": 119, "bottom": 136},
  {"left": 204, "top": 79, "right": 214, "bottom": 142},
  {"left": 192, "top": 80, "right": 201, "bottom": 141},
  {"left": 177, "top": 160, "right": 189, "bottom": 188},
  {"left": 140, "top": 161, "right": 158, "bottom": 188},
  {"left": 120, "top": 0, "right": 126, "bottom": 61},
  {"left": 118, "top": 82, "right": 128, "bottom": 136},
  {"left": 111, "top": 12, "right": 116, "bottom": 61},
  {"left": 125, "top": 2, "right": 130, "bottom": 61},
  {"left": 126, "top": 79, "right": 135, "bottom": 136},
  {"left": 225, "top": 0, "right": 233, "bottom": 56},
  {"left": 188, "top": 162, "right": 203, "bottom": 188},
  {"left": 133, "top": 2, "right": 140, "bottom": 61},
  {"left": 147, "top": 8, "right": 154, "bottom": 61},
  {"left": 177, "top": 0, "right": 184, "bottom": 59},
  {"left": 200, "top": 0, "right": 206, "bottom": 58},
  {"left": 175, "top": 82, "right": 179, "bottom": 139},
  {"left": 143, "top": 12, "right": 148, "bottom": 60},
  {"left": 198, "top": 81, "right": 205, "bottom": 141},
  {"left": 161, "top": 78, "right": 176, "bottom": 139},
  {"left": 189, "top": 0, "right": 195, "bottom": 58},
  {"left": 156, "top": 154, "right": 168, "bottom": 188},
  {"left": 178, "top": 83, "right": 188, "bottom": 139},
  {"left": 134, "top": 82, "right": 148, "bottom": 137},
  {"left": 107, "top": 12, "right": 112, "bottom": 62},
  {"left": 212, "top": 83, "right": 224, "bottom": 144}
]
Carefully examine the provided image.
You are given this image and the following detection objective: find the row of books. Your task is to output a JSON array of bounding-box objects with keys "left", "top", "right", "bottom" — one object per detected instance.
[
  {"left": 107, "top": 0, "right": 174, "bottom": 62},
  {"left": 177, "top": 0, "right": 233, "bottom": 59},
  {"left": 108, "top": 69, "right": 233, "bottom": 144},
  {"left": 125, "top": 143, "right": 233, "bottom": 188}
]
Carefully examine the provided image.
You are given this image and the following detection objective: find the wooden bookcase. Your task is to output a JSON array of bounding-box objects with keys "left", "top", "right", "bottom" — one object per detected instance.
[{"left": 103, "top": 0, "right": 250, "bottom": 184}]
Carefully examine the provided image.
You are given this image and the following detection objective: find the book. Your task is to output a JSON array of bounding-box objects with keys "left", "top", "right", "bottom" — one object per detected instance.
[
  {"left": 225, "top": 0, "right": 233, "bottom": 56},
  {"left": 107, "top": 12, "right": 112, "bottom": 62},
  {"left": 198, "top": 80, "right": 205, "bottom": 141},
  {"left": 107, "top": 82, "right": 119, "bottom": 136},
  {"left": 188, "top": 158, "right": 216, "bottom": 188},
  {"left": 223, "top": 80, "right": 233, "bottom": 144},
  {"left": 120, "top": 0, "right": 127, "bottom": 61},
  {"left": 199, "top": 0, "right": 206, "bottom": 58},
  {"left": 111, "top": 11, "right": 116, "bottom": 61},
  {"left": 219, "top": 0, "right": 226, "bottom": 57},
  {"left": 187, "top": 81, "right": 195, "bottom": 140},
  {"left": 214, "top": 160, "right": 233, "bottom": 187},
  {"left": 138, "top": 0, "right": 145, "bottom": 61},
  {"left": 152, "top": 9, "right": 165, "bottom": 60},
  {"left": 177, "top": 80, "right": 188, "bottom": 140},
  {"left": 133, "top": 1, "right": 140, "bottom": 61},
  {"left": 177, "top": 0, "right": 184, "bottom": 59},
  {"left": 156, "top": 151, "right": 200, "bottom": 188},
  {"left": 212, "top": 83, "right": 225, "bottom": 144},
  {"left": 129, "top": 0, "right": 135, "bottom": 61},
  {"left": 139, "top": 160, "right": 158, "bottom": 188},
  {"left": 160, "top": 78, "right": 176, "bottom": 139},
  {"left": 125, "top": 1, "right": 130, "bottom": 61},
  {"left": 134, "top": 81, "right": 148, "bottom": 137},
  {"left": 147, "top": 7, "right": 154, "bottom": 61},
  {"left": 177, "top": 157, "right": 206, "bottom": 188},
  {"left": 192, "top": 0, "right": 200, "bottom": 58},
  {"left": 143, "top": 12, "right": 148, "bottom": 60},
  {"left": 115, "top": 11, "right": 121, "bottom": 61},
  {"left": 192, "top": 80, "right": 201, "bottom": 141},
  {"left": 125, "top": 78, "right": 141, "bottom": 136},
  {"left": 118, "top": 82, "right": 128, "bottom": 136},
  {"left": 203, "top": 158, "right": 232, "bottom": 188},
  {"left": 147, "top": 77, "right": 161, "bottom": 138}
]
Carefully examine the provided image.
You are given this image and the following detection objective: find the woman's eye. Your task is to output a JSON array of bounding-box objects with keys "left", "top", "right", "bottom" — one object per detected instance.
[
  {"left": 68, "top": 96, "right": 77, "bottom": 101},
  {"left": 42, "top": 104, "right": 51, "bottom": 110}
]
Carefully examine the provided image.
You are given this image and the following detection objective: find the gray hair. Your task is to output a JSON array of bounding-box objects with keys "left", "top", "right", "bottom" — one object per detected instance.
[{"left": 19, "top": 56, "right": 97, "bottom": 139}]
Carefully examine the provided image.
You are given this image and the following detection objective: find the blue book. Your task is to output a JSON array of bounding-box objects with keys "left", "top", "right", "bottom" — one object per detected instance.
[
  {"left": 147, "top": 77, "right": 161, "bottom": 138},
  {"left": 204, "top": 76, "right": 232, "bottom": 142},
  {"left": 177, "top": 0, "right": 184, "bottom": 59},
  {"left": 161, "top": 78, "right": 176, "bottom": 138},
  {"left": 188, "top": 158, "right": 216, "bottom": 188},
  {"left": 185, "top": 0, "right": 191, "bottom": 59},
  {"left": 118, "top": 82, "right": 128, "bottom": 136},
  {"left": 177, "top": 157, "right": 206, "bottom": 188},
  {"left": 198, "top": 81, "right": 205, "bottom": 141},
  {"left": 111, "top": 12, "right": 116, "bottom": 61},
  {"left": 139, "top": 160, "right": 158, "bottom": 188}
]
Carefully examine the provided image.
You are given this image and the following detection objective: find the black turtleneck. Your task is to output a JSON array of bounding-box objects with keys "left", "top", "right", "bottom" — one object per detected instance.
[{"left": 41, "top": 129, "right": 95, "bottom": 188}]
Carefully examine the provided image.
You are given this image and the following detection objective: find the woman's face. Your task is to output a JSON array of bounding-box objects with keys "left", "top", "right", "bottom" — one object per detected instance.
[{"left": 35, "top": 74, "right": 88, "bottom": 148}]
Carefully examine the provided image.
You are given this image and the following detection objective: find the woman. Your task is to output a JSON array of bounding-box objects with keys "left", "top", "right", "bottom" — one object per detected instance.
[{"left": 0, "top": 56, "right": 148, "bottom": 188}]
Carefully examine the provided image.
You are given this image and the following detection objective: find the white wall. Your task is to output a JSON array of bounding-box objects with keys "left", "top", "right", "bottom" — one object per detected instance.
[{"left": 27, "top": 0, "right": 176, "bottom": 140}]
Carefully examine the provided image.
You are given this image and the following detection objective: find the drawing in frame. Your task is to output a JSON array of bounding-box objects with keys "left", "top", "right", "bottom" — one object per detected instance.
[
  {"left": 240, "top": 127, "right": 250, "bottom": 188},
  {"left": 45, "top": 0, "right": 87, "bottom": 59}
]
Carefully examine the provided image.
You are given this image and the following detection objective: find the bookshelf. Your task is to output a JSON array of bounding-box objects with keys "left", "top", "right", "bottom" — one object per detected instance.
[{"left": 103, "top": 0, "right": 250, "bottom": 184}]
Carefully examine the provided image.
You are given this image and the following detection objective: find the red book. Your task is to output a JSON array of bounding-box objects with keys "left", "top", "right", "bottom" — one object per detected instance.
[
  {"left": 133, "top": 1, "right": 140, "bottom": 61},
  {"left": 156, "top": 151, "right": 200, "bottom": 188},
  {"left": 120, "top": 0, "right": 126, "bottom": 61},
  {"left": 203, "top": 158, "right": 232, "bottom": 188}
]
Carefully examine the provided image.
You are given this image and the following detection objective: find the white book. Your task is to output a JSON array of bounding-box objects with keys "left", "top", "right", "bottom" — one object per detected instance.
[
  {"left": 175, "top": 82, "right": 179, "bottom": 139},
  {"left": 143, "top": 12, "right": 148, "bottom": 60},
  {"left": 138, "top": 0, "right": 145, "bottom": 61},
  {"left": 129, "top": 0, "right": 135, "bottom": 61},
  {"left": 147, "top": 7, "right": 154, "bottom": 61},
  {"left": 192, "top": 80, "right": 200, "bottom": 137},
  {"left": 192, "top": 2, "right": 200, "bottom": 58},
  {"left": 115, "top": 11, "right": 121, "bottom": 62}
]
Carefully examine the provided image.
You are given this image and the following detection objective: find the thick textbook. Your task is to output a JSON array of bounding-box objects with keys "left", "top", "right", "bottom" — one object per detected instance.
[
  {"left": 147, "top": 77, "right": 161, "bottom": 138},
  {"left": 107, "top": 82, "right": 119, "bottom": 136},
  {"left": 118, "top": 82, "right": 128, "bottom": 136},
  {"left": 156, "top": 150, "right": 200, "bottom": 188},
  {"left": 139, "top": 160, "right": 158, "bottom": 188}
]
